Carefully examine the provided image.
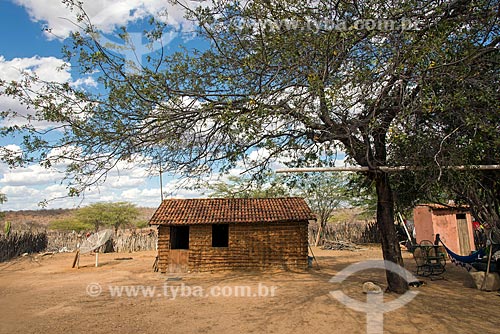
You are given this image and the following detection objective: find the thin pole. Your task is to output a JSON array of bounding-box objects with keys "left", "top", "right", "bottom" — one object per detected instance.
[
  {"left": 308, "top": 244, "right": 320, "bottom": 270},
  {"left": 481, "top": 244, "right": 493, "bottom": 290},
  {"left": 398, "top": 212, "right": 413, "bottom": 245},
  {"left": 159, "top": 156, "right": 164, "bottom": 202}
]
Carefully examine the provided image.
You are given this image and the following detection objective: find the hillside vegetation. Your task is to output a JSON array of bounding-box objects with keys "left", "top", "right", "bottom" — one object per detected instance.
[{"left": 4, "top": 207, "right": 156, "bottom": 231}]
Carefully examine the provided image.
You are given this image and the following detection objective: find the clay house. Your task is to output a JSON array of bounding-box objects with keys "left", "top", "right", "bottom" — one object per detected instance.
[
  {"left": 149, "top": 197, "right": 316, "bottom": 273},
  {"left": 413, "top": 204, "right": 476, "bottom": 255}
]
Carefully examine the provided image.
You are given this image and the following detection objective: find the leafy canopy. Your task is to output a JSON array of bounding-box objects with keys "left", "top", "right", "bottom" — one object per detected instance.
[
  {"left": 74, "top": 202, "right": 140, "bottom": 231},
  {"left": 2, "top": 0, "right": 497, "bottom": 193}
]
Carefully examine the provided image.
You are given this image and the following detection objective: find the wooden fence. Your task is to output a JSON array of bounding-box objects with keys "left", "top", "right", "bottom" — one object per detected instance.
[
  {"left": 309, "top": 221, "right": 381, "bottom": 245},
  {"left": 47, "top": 229, "right": 158, "bottom": 253},
  {"left": 2, "top": 222, "right": 379, "bottom": 262},
  {"left": 0, "top": 232, "right": 48, "bottom": 262},
  {"left": 113, "top": 230, "right": 157, "bottom": 252}
]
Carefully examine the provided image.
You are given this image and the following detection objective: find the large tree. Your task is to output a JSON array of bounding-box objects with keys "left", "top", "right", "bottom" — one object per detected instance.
[
  {"left": 389, "top": 41, "right": 500, "bottom": 228},
  {"left": 1, "top": 0, "right": 497, "bottom": 292}
]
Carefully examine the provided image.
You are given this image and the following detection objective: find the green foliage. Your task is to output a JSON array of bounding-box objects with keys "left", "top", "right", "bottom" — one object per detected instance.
[
  {"left": 208, "top": 172, "right": 347, "bottom": 231},
  {"left": 47, "top": 202, "right": 143, "bottom": 231},
  {"left": 48, "top": 218, "right": 93, "bottom": 232},
  {"left": 133, "top": 220, "right": 150, "bottom": 229},
  {"left": 388, "top": 39, "right": 500, "bottom": 226},
  {"left": 292, "top": 172, "right": 346, "bottom": 225},
  {"left": 2, "top": 0, "right": 496, "bottom": 196},
  {"left": 75, "top": 202, "right": 140, "bottom": 231},
  {"left": 207, "top": 174, "right": 290, "bottom": 198},
  {"left": 341, "top": 174, "right": 378, "bottom": 219},
  {"left": 4, "top": 221, "right": 11, "bottom": 237}
]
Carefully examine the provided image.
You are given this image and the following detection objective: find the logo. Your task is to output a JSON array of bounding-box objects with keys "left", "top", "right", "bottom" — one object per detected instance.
[
  {"left": 90, "top": 30, "right": 178, "bottom": 74},
  {"left": 329, "top": 260, "right": 419, "bottom": 334}
]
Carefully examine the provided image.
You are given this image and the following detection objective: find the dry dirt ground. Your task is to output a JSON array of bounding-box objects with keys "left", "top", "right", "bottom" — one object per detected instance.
[{"left": 1, "top": 246, "right": 499, "bottom": 334}]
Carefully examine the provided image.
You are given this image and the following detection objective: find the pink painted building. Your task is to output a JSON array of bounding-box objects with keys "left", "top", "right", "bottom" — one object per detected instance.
[{"left": 413, "top": 204, "right": 476, "bottom": 255}]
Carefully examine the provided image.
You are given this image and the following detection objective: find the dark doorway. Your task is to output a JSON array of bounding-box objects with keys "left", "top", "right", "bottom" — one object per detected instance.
[
  {"left": 212, "top": 224, "right": 229, "bottom": 247},
  {"left": 170, "top": 226, "right": 189, "bottom": 249}
]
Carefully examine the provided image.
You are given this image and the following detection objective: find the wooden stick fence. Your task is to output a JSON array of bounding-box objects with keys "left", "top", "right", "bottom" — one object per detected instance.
[
  {"left": 46, "top": 229, "right": 158, "bottom": 253},
  {"left": 0, "top": 232, "right": 48, "bottom": 262},
  {"left": 309, "top": 221, "right": 381, "bottom": 245},
  {"left": 113, "top": 230, "right": 157, "bottom": 252}
]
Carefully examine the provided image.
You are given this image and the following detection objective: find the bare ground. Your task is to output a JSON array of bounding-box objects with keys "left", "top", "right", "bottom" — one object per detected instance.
[{"left": 0, "top": 246, "right": 498, "bottom": 334}]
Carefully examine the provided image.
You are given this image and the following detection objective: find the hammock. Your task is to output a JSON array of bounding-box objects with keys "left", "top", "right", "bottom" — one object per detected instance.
[{"left": 440, "top": 242, "right": 485, "bottom": 271}]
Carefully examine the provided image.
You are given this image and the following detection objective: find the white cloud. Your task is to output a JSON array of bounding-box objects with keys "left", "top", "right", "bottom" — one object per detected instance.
[
  {"left": 70, "top": 76, "right": 98, "bottom": 88},
  {"left": 0, "top": 153, "right": 204, "bottom": 210},
  {"left": 121, "top": 187, "right": 160, "bottom": 199},
  {"left": 247, "top": 148, "right": 270, "bottom": 164},
  {"left": 14, "top": 0, "right": 201, "bottom": 39},
  {"left": 0, "top": 55, "right": 70, "bottom": 83},
  {"left": 0, "top": 185, "right": 40, "bottom": 197},
  {"left": 121, "top": 188, "right": 141, "bottom": 199},
  {"left": 43, "top": 184, "right": 69, "bottom": 199},
  {"left": 108, "top": 175, "right": 145, "bottom": 188},
  {"left": 0, "top": 144, "right": 23, "bottom": 162},
  {"left": 0, "top": 55, "right": 74, "bottom": 129},
  {"left": 0, "top": 164, "right": 62, "bottom": 186},
  {"left": 164, "top": 187, "right": 203, "bottom": 199}
]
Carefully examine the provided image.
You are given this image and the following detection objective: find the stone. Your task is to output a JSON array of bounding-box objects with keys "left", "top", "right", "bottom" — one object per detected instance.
[
  {"left": 362, "top": 282, "right": 382, "bottom": 294},
  {"left": 463, "top": 273, "right": 477, "bottom": 289},
  {"left": 468, "top": 271, "right": 500, "bottom": 291}
]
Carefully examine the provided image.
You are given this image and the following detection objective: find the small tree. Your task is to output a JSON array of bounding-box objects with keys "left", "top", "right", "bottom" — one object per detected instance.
[
  {"left": 0, "top": 193, "right": 6, "bottom": 223},
  {"left": 76, "top": 202, "right": 140, "bottom": 232},
  {"left": 106, "top": 202, "right": 141, "bottom": 232},
  {"left": 76, "top": 203, "right": 110, "bottom": 231},
  {"left": 293, "top": 173, "right": 345, "bottom": 246}
]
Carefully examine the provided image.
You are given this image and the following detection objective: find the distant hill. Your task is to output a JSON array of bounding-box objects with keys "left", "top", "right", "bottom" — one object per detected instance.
[
  {"left": 2, "top": 206, "right": 373, "bottom": 232},
  {"left": 3, "top": 207, "right": 157, "bottom": 231}
]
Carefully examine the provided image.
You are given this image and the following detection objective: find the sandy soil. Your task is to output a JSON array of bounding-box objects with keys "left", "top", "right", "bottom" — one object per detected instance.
[{"left": 0, "top": 246, "right": 498, "bottom": 334}]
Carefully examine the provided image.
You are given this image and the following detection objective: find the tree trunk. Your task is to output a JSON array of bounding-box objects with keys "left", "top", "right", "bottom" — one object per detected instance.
[
  {"left": 375, "top": 172, "right": 409, "bottom": 293},
  {"left": 314, "top": 222, "right": 323, "bottom": 247}
]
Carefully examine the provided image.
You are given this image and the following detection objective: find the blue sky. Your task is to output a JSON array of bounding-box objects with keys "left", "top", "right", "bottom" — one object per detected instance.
[
  {"left": 0, "top": 0, "right": 213, "bottom": 210},
  {"left": 0, "top": 2, "right": 60, "bottom": 59}
]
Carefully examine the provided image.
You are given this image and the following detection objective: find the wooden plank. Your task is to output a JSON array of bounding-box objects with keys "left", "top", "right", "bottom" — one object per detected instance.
[
  {"left": 71, "top": 250, "right": 80, "bottom": 268},
  {"left": 168, "top": 249, "right": 189, "bottom": 273},
  {"left": 457, "top": 218, "right": 471, "bottom": 255}
]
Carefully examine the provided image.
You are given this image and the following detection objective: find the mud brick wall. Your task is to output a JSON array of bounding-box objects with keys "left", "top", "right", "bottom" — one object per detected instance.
[
  {"left": 157, "top": 225, "right": 170, "bottom": 273},
  {"left": 157, "top": 221, "right": 308, "bottom": 273}
]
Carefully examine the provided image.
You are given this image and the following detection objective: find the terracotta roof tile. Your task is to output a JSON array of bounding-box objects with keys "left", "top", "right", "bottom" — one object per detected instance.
[
  {"left": 417, "top": 203, "right": 469, "bottom": 210},
  {"left": 149, "top": 197, "right": 316, "bottom": 225}
]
